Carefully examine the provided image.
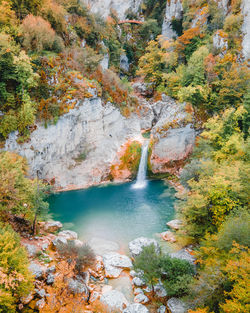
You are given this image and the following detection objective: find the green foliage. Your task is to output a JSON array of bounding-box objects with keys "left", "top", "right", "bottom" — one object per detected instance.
[
  {"left": 0, "top": 151, "right": 49, "bottom": 221},
  {"left": 0, "top": 224, "right": 33, "bottom": 313},
  {"left": 133, "top": 245, "right": 195, "bottom": 297},
  {"left": 57, "top": 240, "right": 96, "bottom": 274}
]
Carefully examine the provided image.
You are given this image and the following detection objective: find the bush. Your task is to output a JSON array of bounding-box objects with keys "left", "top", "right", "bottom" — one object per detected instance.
[
  {"left": 159, "top": 255, "right": 195, "bottom": 296},
  {"left": 57, "top": 240, "right": 96, "bottom": 274},
  {"left": 133, "top": 245, "right": 195, "bottom": 297},
  {"left": 21, "top": 14, "right": 55, "bottom": 52},
  {"left": 0, "top": 224, "right": 33, "bottom": 313}
]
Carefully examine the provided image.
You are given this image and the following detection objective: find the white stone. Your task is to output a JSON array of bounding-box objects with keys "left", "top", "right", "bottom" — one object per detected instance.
[
  {"left": 129, "top": 237, "right": 160, "bottom": 258},
  {"left": 44, "top": 221, "right": 63, "bottom": 233},
  {"left": 134, "top": 293, "right": 149, "bottom": 304},
  {"left": 154, "top": 283, "right": 167, "bottom": 298},
  {"left": 167, "top": 219, "right": 182, "bottom": 230},
  {"left": 170, "top": 248, "right": 196, "bottom": 264},
  {"left": 132, "top": 277, "right": 145, "bottom": 287},
  {"left": 58, "top": 230, "right": 78, "bottom": 240},
  {"left": 133, "top": 288, "right": 144, "bottom": 295},
  {"left": 123, "top": 303, "right": 149, "bottom": 313},
  {"left": 157, "top": 305, "right": 166, "bottom": 313},
  {"left": 167, "top": 298, "right": 186, "bottom": 313},
  {"left": 52, "top": 236, "right": 67, "bottom": 247},
  {"left": 103, "top": 252, "right": 132, "bottom": 278},
  {"left": 100, "top": 290, "right": 129, "bottom": 311}
]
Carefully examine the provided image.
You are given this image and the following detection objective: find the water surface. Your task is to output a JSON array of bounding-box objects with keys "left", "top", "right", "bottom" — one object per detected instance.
[{"left": 49, "top": 180, "right": 176, "bottom": 246}]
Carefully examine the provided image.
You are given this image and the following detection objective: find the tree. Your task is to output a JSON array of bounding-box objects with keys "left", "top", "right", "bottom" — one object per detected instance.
[
  {"left": 0, "top": 152, "right": 49, "bottom": 222},
  {"left": 21, "top": 14, "right": 56, "bottom": 52},
  {"left": 0, "top": 224, "right": 33, "bottom": 313},
  {"left": 133, "top": 244, "right": 161, "bottom": 294}
]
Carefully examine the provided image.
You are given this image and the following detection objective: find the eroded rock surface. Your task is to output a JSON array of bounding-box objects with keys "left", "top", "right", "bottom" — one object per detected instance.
[
  {"left": 129, "top": 237, "right": 160, "bottom": 258},
  {"left": 100, "top": 290, "right": 129, "bottom": 311},
  {"left": 103, "top": 252, "right": 132, "bottom": 278}
]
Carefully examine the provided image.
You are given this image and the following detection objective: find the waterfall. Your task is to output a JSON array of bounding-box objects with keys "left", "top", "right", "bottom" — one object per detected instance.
[{"left": 132, "top": 141, "right": 149, "bottom": 189}]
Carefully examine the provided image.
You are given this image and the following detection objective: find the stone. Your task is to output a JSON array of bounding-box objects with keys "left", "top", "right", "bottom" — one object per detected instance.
[
  {"left": 23, "top": 244, "right": 38, "bottom": 257},
  {"left": 46, "top": 265, "right": 56, "bottom": 273},
  {"left": 134, "top": 288, "right": 144, "bottom": 295},
  {"left": 129, "top": 237, "right": 160, "bottom": 258},
  {"left": 120, "top": 54, "right": 129, "bottom": 72},
  {"left": 161, "top": 231, "right": 176, "bottom": 243},
  {"left": 154, "top": 283, "right": 167, "bottom": 298},
  {"left": 103, "top": 252, "right": 132, "bottom": 278},
  {"left": 29, "top": 262, "right": 45, "bottom": 280},
  {"left": 58, "top": 230, "right": 78, "bottom": 240},
  {"left": 132, "top": 277, "right": 145, "bottom": 287},
  {"left": 46, "top": 273, "right": 55, "bottom": 285},
  {"left": 157, "top": 305, "right": 166, "bottom": 313},
  {"left": 68, "top": 278, "right": 89, "bottom": 297},
  {"left": 35, "top": 298, "right": 45, "bottom": 310},
  {"left": 134, "top": 293, "right": 149, "bottom": 304},
  {"left": 41, "top": 243, "right": 49, "bottom": 251},
  {"left": 52, "top": 236, "right": 67, "bottom": 247},
  {"left": 73, "top": 239, "right": 84, "bottom": 247},
  {"left": 21, "top": 292, "right": 34, "bottom": 305},
  {"left": 167, "top": 219, "right": 182, "bottom": 230},
  {"left": 35, "top": 288, "right": 46, "bottom": 298},
  {"left": 170, "top": 248, "right": 196, "bottom": 264},
  {"left": 100, "top": 290, "right": 129, "bottom": 311},
  {"left": 44, "top": 221, "right": 63, "bottom": 233},
  {"left": 129, "top": 270, "right": 137, "bottom": 277},
  {"left": 89, "top": 291, "right": 100, "bottom": 303},
  {"left": 167, "top": 298, "right": 186, "bottom": 313},
  {"left": 123, "top": 303, "right": 149, "bottom": 313}
]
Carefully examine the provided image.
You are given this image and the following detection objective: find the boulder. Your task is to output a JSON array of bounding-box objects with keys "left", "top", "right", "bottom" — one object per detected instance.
[
  {"left": 129, "top": 237, "right": 160, "bottom": 258},
  {"left": 157, "top": 305, "right": 167, "bottom": 313},
  {"left": 21, "top": 292, "right": 34, "bottom": 305},
  {"left": 35, "top": 288, "right": 46, "bottom": 298},
  {"left": 23, "top": 244, "right": 38, "bottom": 257},
  {"left": 100, "top": 290, "right": 129, "bottom": 311},
  {"left": 35, "top": 298, "right": 45, "bottom": 310},
  {"left": 44, "top": 221, "right": 63, "bottom": 233},
  {"left": 134, "top": 288, "right": 144, "bottom": 295},
  {"left": 123, "top": 303, "right": 149, "bottom": 313},
  {"left": 160, "top": 231, "right": 176, "bottom": 243},
  {"left": 58, "top": 230, "right": 78, "bottom": 240},
  {"left": 103, "top": 252, "right": 132, "bottom": 278},
  {"left": 134, "top": 293, "right": 149, "bottom": 304},
  {"left": 150, "top": 125, "right": 196, "bottom": 174},
  {"left": 102, "top": 285, "right": 113, "bottom": 294},
  {"left": 68, "top": 278, "right": 89, "bottom": 296},
  {"left": 154, "top": 283, "right": 167, "bottom": 298},
  {"left": 89, "top": 291, "right": 100, "bottom": 303},
  {"left": 29, "top": 262, "right": 45, "bottom": 280},
  {"left": 46, "top": 265, "right": 56, "bottom": 274},
  {"left": 52, "top": 236, "right": 67, "bottom": 247},
  {"left": 132, "top": 277, "right": 145, "bottom": 287},
  {"left": 167, "top": 298, "right": 186, "bottom": 313},
  {"left": 170, "top": 248, "right": 196, "bottom": 264},
  {"left": 46, "top": 273, "right": 55, "bottom": 285},
  {"left": 167, "top": 219, "right": 182, "bottom": 230}
]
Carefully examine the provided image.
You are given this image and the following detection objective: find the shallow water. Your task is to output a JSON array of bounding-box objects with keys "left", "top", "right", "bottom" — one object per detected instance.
[{"left": 49, "top": 180, "right": 176, "bottom": 246}]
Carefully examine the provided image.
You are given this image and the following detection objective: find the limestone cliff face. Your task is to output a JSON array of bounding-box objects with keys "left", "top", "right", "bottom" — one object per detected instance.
[
  {"left": 162, "top": 0, "right": 183, "bottom": 40},
  {"left": 4, "top": 96, "right": 141, "bottom": 189},
  {"left": 242, "top": 0, "right": 250, "bottom": 60},
  {"left": 84, "top": 0, "right": 143, "bottom": 20}
]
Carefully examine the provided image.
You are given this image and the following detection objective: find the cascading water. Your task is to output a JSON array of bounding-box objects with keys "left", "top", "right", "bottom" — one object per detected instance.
[{"left": 132, "top": 140, "right": 149, "bottom": 189}]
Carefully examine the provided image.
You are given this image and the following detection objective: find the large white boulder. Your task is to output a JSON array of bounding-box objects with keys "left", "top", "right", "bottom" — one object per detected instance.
[
  {"left": 123, "top": 303, "right": 149, "bottom": 313},
  {"left": 103, "top": 252, "right": 132, "bottom": 278},
  {"left": 58, "top": 230, "right": 78, "bottom": 240},
  {"left": 167, "top": 219, "right": 182, "bottom": 230},
  {"left": 44, "top": 221, "right": 63, "bottom": 233},
  {"left": 100, "top": 290, "right": 129, "bottom": 311},
  {"left": 129, "top": 237, "right": 160, "bottom": 258}
]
